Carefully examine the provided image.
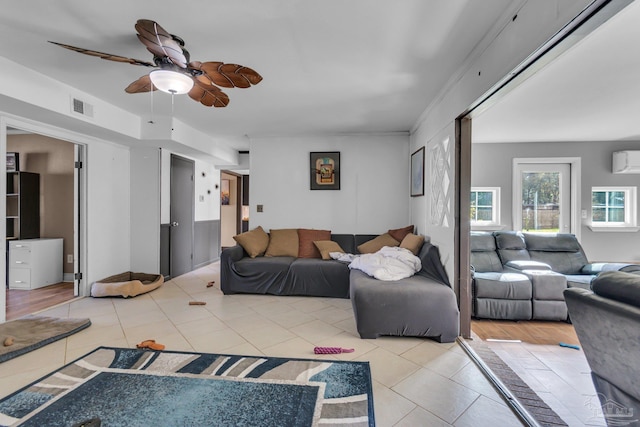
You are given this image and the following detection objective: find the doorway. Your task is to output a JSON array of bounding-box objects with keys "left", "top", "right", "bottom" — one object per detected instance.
[
  {"left": 4, "top": 129, "right": 82, "bottom": 320},
  {"left": 513, "top": 161, "right": 572, "bottom": 234},
  {"left": 219, "top": 171, "right": 245, "bottom": 249},
  {"left": 169, "top": 154, "right": 195, "bottom": 278}
]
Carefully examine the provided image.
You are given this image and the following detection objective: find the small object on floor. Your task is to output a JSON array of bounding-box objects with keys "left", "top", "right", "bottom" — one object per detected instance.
[
  {"left": 314, "top": 346, "right": 355, "bottom": 354},
  {"left": 189, "top": 301, "right": 207, "bottom": 305},
  {"left": 559, "top": 342, "right": 580, "bottom": 350},
  {"left": 136, "top": 339, "right": 165, "bottom": 351},
  {"left": 71, "top": 417, "right": 102, "bottom": 427},
  {"left": 3, "top": 336, "right": 14, "bottom": 347},
  {"left": 207, "top": 281, "right": 215, "bottom": 288}
]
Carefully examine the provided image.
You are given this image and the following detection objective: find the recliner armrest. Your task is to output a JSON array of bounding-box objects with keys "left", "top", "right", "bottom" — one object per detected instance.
[
  {"left": 581, "top": 263, "right": 640, "bottom": 275},
  {"left": 505, "top": 260, "right": 551, "bottom": 271}
]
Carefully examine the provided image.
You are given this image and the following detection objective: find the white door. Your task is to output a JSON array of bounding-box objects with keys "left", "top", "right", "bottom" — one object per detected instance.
[{"left": 513, "top": 162, "right": 571, "bottom": 233}]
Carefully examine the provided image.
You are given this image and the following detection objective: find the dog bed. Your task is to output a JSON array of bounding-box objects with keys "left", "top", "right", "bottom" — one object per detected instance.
[{"left": 91, "top": 272, "right": 164, "bottom": 298}]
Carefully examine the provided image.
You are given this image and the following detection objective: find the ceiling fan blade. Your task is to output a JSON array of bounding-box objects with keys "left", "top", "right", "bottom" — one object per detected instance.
[
  {"left": 124, "top": 74, "right": 157, "bottom": 93},
  {"left": 48, "top": 41, "right": 156, "bottom": 67},
  {"left": 188, "top": 80, "right": 229, "bottom": 107},
  {"left": 135, "top": 19, "right": 187, "bottom": 68},
  {"left": 195, "top": 61, "right": 263, "bottom": 89}
]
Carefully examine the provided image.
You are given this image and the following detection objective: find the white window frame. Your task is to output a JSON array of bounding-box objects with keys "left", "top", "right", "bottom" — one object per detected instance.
[
  {"left": 470, "top": 187, "right": 503, "bottom": 230},
  {"left": 589, "top": 186, "right": 639, "bottom": 232}
]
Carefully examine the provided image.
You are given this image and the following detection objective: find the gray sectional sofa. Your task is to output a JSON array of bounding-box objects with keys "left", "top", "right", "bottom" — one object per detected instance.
[
  {"left": 471, "top": 231, "right": 640, "bottom": 321},
  {"left": 221, "top": 233, "right": 460, "bottom": 342}
]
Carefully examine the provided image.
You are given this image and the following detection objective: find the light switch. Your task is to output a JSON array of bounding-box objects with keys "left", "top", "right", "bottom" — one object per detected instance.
[
  {"left": 581, "top": 210, "right": 588, "bottom": 219},
  {"left": 257, "top": 204, "right": 263, "bottom": 212}
]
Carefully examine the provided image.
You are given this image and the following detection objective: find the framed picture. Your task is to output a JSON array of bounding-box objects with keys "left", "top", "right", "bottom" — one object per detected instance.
[
  {"left": 221, "top": 179, "right": 230, "bottom": 205},
  {"left": 410, "top": 147, "right": 424, "bottom": 197},
  {"left": 6, "top": 152, "right": 19, "bottom": 172},
  {"left": 310, "top": 152, "right": 340, "bottom": 190}
]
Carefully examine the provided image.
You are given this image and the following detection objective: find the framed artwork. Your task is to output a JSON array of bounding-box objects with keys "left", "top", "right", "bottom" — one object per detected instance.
[
  {"left": 221, "top": 179, "right": 230, "bottom": 205},
  {"left": 6, "top": 152, "right": 19, "bottom": 172},
  {"left": 410, "top": 147, "right": 424, "bottom": 197},
  {"left": 310, "top": 152, "right": 340, "bottom": 190}
]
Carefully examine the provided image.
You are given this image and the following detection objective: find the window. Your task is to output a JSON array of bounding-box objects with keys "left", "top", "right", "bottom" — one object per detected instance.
[
  {"left": 590, "top": 186, "right": 638, "bottom": 231},
  {"left": 470, "top": 187, "right": 501, "bottom": 229}
]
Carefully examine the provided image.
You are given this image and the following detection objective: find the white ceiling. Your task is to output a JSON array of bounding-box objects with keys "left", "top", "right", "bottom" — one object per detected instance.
[
  {"left": 0, "top": 0, "right": 513, "bottom": 150},
  {"left": 473, "top": 0, "right": 640, "bottom": 144}
]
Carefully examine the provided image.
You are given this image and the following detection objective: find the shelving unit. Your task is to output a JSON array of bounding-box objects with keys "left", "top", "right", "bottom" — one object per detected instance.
[{"left": 6, "top": 171, "right": 40, "bottom": 240}]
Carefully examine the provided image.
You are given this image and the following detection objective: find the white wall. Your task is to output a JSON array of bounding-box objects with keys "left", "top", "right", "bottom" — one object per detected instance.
[
  {"left": 250, "top": 134, "right": 410, "bottom": 234},
  {"left": 410, "top": 0, "right": 592, "bottom": 281},
  {"left": 130, "top": 146, "right": 161, "bottom": 273},
  {"left": 472, "top": 141, "right": 640, "bottom": 263},
  {"left": 86, "top": 140, "right": 131, "bottom": 285}
]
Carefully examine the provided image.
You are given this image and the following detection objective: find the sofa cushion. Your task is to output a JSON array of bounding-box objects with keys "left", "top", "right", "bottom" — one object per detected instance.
[
  {"left": 592, "top": 271, "right": 640, "bottom": 308},
  {"left": 523, "top": 233, "right": 581, "bottom": 252},
  {"left": 528, "top": 251, "right": 587, "bottom": 275},
  {"left": 400, "top": 234, "right": 424, "bottom": 255},
  {"left": 233, "top": 256, "right": 295, "bottom": 274},
  {"left": 265, "top": 228, "right": 299, "bottom": 257},
  {"left": 314, "top": 240, "right": 345, "bottom": 260},
  {"left": 473, "top": 272, "right": 532, "bottom": 299},
  {"left": 470, "top": 232, "right": 496, "bottom": 251},
  {"left": 298, "top": 229, "right": 331, "bottom": 258},
  {"left": 388, "top": 225, "right": 414, "bottom": 242},
  {"left": 495, "top": 231, "right": 530, "bottom": 264},
  {"left": 357, "top": 233, "right": 399, "bottom": 254},
  {"left": 233, "top": 226, "right": 269, "bottom": 258}
]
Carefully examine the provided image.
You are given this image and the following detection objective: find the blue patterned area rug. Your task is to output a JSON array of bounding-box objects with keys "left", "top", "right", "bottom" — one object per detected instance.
[{"left": 0, "top": 346, "right": 374, "bottom": 426}]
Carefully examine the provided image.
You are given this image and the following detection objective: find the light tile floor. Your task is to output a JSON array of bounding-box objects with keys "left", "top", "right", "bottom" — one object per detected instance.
[
  {"left": 0, "top": 263, "right": 524, "bottom": 426},
  {"left": 485, "top": 340, "right": 607, "bottom": 426}
]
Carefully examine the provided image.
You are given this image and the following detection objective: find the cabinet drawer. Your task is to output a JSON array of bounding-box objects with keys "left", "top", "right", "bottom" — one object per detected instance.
[
  {"left": 9, "top": 248, "right": 31, "bottom": 267},
  {"left": 10, "top": 242, "right": 32, "bottom": 250},
  {"left": 9, "top": 269, "right": 31, "bottom": 289}
]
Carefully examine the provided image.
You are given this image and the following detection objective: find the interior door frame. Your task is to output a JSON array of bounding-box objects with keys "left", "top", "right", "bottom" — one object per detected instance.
[
  {"left": 512, "top": 157, "right": 581, "bottom": 238},
  {"left": 0, "top": 116, "right": 88, "bottom": 322}
]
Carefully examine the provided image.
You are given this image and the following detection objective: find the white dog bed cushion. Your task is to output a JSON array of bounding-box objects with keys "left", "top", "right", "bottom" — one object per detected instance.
[{"left": 91, "top": 272, "right": 164, "bottom": 298}]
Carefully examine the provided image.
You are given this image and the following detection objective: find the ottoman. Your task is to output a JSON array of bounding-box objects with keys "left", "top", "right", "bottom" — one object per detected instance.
[{"left": 349, "top": 269, "right": 459, "bottom": 343}]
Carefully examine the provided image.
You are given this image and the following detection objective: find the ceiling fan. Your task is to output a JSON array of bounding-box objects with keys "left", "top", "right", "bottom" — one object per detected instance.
[{"left": 49, "top": 19, "right": 262, "bottom": 107}]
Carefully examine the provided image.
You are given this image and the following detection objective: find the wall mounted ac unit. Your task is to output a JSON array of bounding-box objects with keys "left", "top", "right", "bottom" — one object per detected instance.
[{"left": 612, "top": 151, "right": 640, "bottom": 174}]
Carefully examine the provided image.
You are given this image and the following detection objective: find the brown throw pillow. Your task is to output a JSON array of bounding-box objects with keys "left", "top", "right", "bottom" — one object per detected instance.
[
  {"left": 233, "top": 226, "right": 269, "bottom": 258},
  {"left": 298, "top": 229, "right": 331, "bottom": 258},
  {"left": 265, "top": 229, "right": 299, "bottom": 257},
  {"left": 313, "top": 240, "right": 345, "bottom": 260},
  {"left": 388, "top": 225, "right": 415, "bottom": 242},
  {"left": 400, "top": 234, "right": 425, "bottom": 255},
  {"left": 357, "top": 233, "right": 400, "bottom": 254}
]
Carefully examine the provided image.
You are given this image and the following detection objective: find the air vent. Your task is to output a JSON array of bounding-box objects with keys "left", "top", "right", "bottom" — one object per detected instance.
[{"left": 71, "top": 97, "right": 94, "bottom": 118}]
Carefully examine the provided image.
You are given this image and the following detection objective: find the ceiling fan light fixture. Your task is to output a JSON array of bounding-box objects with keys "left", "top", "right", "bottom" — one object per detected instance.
[{"left": 149, "top": 69, "right": 193, "bottom": 94}]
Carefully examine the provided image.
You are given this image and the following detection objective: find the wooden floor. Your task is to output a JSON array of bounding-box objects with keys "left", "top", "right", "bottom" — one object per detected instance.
[
  {"left": 6, "top": 282, "right": 76, "bottom": 321},
  {"left": 472, "top": 318, "right": 580, "bottom": 346}
]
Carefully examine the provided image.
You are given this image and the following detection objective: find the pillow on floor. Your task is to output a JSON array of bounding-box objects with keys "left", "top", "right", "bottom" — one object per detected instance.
[
  {"left": 233, "top": 226, "right": 269, "bottom": 258},
  {"left": 265, "top": 228, "right": 299, "bottom": 257},
  {"left": 314, "top": 240, "right": 345, "bottom": 260},
  {"left": 357, "top": 233, "right": 399, "bottom": 254},
  {"left": 298, "top": 229, "right": 331, "bottom": 258}
]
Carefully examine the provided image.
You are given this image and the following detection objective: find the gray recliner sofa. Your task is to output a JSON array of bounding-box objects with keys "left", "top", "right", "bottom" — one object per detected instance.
[
  {"left": 471, "top": 231, "right": 640, "bottom": 321},
  {"left": 564, "top": 271, "right": 640, "bottom": 426}
]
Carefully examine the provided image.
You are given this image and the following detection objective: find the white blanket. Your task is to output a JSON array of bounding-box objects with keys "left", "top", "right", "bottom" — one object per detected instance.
[{"left": 338, "top": 246, "right": 422, "bottom": 281}]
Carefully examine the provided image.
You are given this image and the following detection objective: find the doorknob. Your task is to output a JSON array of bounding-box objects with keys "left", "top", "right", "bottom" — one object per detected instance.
[{"left": 171, "top": 221, "right": 179, "bottom": 227}]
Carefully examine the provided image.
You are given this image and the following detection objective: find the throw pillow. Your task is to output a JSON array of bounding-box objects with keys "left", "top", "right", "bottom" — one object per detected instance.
[
  {"left": 265, "top": 229, "right": 299, "bottom": 257},
  {"left": 388, "top": 225, "right": 415, "bottom": 242},
  {"left": 298, "top": 229, "right": 331, "bottom": 258},
  {"left": 357, "top": 233, "right": 400, "bottom": 254},
  {"left": 314, "top": 240, "right": 345, "bottom": 260},
  {"left": 400, "top": 233, "right": 424, "bottom": 255},
  {"left": 233, "top": 226, "right": 269, "bottom": 258}
]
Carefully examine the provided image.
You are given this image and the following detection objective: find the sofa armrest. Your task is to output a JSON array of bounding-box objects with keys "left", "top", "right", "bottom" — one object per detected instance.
[
  {"left": 505, "top": 260, "right": 551, "bottom": 271},
  {"left": 581, "top": 263, "right": 640, "bottom": 275},
  {"left": 221, "top": 244, "right": 246, "bottom": 264}
]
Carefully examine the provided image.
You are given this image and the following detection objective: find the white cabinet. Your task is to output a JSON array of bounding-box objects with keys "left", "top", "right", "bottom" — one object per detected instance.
[{"left": 8, "top": 238, "right": 63, "bottom": 290}]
